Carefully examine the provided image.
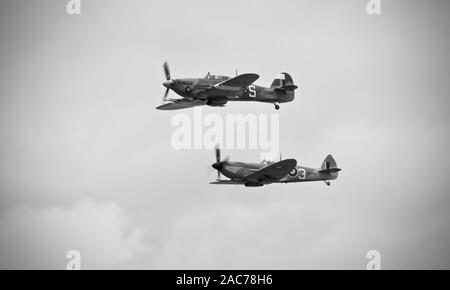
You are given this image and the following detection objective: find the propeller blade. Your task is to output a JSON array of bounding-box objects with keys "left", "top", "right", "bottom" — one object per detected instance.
[
  {"left": 215, "top": 147, "right": 221, "bottom": 163},
  {"left": 163, "top": 62, "right": 171, "bottom": 81},
  {"left": 163, "top": 87, "right": 169, "bottom": 102}
]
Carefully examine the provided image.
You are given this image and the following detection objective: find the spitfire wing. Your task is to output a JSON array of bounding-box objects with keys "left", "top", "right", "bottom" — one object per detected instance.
[
  {"left": 245, "top": 159, "right": 297, "bottom": 183},
  {"left": 210, "top": 180, "right": 246, "bottom": 185},
  {"left": 156, "top": 99, "right": 205, "bottom": 110},
  {"left": 201, "top": 73, "right": 259, "bottom": 97}
]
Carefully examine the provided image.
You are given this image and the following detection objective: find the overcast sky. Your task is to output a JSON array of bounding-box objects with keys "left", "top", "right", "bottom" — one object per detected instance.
[{"left": 0, "top": 0, "right": 449, "bottom": 269}]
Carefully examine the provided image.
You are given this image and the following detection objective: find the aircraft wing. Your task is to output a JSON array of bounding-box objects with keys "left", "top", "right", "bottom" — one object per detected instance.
[
  {"left": 245, "top": 159, "right": 297, "bottom": 183},
  {"left": 216, "top": 73, "right": 259, "bottom": 88},
  {"left": 210, "top": 180, "right": 246, "bottom": 185},
  {"left": 201, "top": 73, "right": 259, "bottom": 97},
  {"left": 156, "top": 99, "right": 205, "bottom": 110}
]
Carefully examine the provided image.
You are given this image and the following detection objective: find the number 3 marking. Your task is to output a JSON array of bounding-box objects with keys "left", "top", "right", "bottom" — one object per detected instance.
[{"left": 298, "top": 168, "right": 306, "bottom": 180}]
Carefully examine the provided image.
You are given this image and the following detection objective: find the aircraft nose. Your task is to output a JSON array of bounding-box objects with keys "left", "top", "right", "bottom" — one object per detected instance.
[
  {"left": 212, "top": 163, "right": 224, "bottom": 171},
  {"left": 163, "top": 80, "right": 173, "bottom": 88}
]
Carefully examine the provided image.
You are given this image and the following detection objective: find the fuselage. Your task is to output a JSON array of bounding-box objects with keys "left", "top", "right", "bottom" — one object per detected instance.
[
  {"left": 168, "top": 76, "right": 294, "bottom": 105},
  {"left": 219, "top": 161, "right": 339, "bottom": 184}
]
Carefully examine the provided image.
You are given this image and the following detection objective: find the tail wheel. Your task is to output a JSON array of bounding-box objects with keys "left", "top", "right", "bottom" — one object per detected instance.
[{"left": 275, "top": 104, "right": 280, "bottom": 110}]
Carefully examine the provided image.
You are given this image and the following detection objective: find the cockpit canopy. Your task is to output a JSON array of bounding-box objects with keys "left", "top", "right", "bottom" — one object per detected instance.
[{"left": 204, "top": 72, "right": 228, "bottom": 80}]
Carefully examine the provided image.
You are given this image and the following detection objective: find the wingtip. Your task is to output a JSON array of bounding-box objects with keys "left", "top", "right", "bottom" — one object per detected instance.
[
  {"left": 155, "top": 104, "right": 177, "bottom": 110},
  {"left": 284, "top": 158, "right": 297, "bottom": 167},
  {"left": 251, "top": 73, "right": 260, "bottom": 80},
  {"left": 239, "top": 73, "right": 259, "bottom": 80}
]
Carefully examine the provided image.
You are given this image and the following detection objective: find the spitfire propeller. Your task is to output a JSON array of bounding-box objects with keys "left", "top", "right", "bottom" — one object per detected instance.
[
  {"left": 162, "top": 61, "right": 173, "bottom": 102},
  {"left": 163, "top": 61, "right": 170, "bottom": 81},
  {"left": 212, "top": 146, "right": 229, "bottom": 180}
]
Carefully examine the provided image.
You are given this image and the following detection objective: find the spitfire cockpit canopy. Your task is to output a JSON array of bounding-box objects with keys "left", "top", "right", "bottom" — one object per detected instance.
[{"left": 204, "top": 72, "right": 228, "bottom": 80}]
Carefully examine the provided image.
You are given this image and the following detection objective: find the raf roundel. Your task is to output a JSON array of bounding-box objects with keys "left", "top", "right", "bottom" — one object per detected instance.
[{"left": 288, "top": 168, "right": 299, "bottom": 178}]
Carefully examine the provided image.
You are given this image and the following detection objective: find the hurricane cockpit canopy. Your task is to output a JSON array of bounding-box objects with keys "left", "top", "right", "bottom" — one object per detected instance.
[{"left": 204, "top": 72, "right": 228, "bottom": 80}]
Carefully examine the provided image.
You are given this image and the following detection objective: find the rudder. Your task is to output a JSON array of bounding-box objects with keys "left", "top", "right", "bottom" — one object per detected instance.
[
  {"left": 320, "top": 154, "right": 340, "bottom": 173},
  {"left": 270, "top": 72, "right": 295, "bottom": 88}
]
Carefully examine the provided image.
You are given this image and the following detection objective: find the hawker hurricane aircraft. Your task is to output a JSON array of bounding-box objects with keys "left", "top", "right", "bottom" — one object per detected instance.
[
  {"left": 157, "top": 62, "right": 298, "bottom": 110},
  {"left": 210, "top": 148, "right": 341, "bottom": 187}
]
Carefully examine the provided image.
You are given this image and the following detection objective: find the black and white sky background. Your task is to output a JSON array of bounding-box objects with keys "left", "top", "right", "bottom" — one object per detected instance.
[{"left": 0, "top": 0, "right": 449, "bottom": 269}]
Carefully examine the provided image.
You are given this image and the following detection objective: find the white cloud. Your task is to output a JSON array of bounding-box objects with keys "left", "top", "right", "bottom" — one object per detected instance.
[{"left": 0, "top": 199, "right": 150, "bottom": 269}]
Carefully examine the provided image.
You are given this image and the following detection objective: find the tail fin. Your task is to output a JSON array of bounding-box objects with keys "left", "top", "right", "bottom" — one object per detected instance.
[
  {"left": 270, "top": 72, "right": 298, "bottom": 91},
  {"left": 319, "top": 155, "right": 341, "bottom": 173}
]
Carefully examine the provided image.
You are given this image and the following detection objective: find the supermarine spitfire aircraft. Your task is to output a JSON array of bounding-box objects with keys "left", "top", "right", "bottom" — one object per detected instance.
[
  {"left": 157, "top": 62, "right": 298, "bottom": 110},
  {"left": 211, "top": 148, "right": 341, "bottom": 187}
]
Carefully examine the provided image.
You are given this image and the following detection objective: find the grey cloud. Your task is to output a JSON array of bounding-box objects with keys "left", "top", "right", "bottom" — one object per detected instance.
[{"left": 0, "top": 199, "right": 150, "bottom": 269}]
